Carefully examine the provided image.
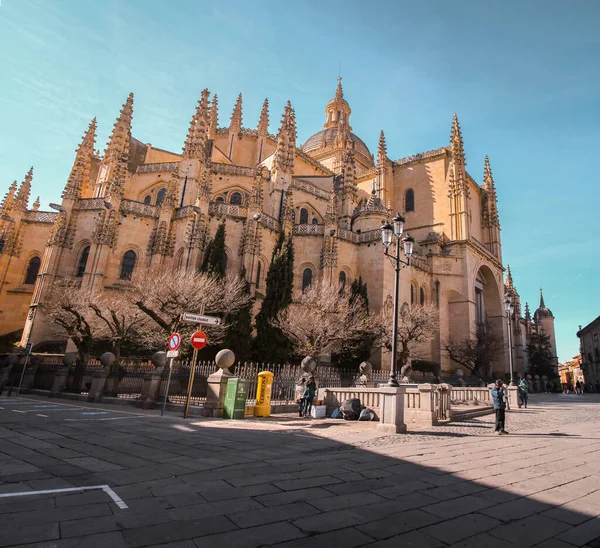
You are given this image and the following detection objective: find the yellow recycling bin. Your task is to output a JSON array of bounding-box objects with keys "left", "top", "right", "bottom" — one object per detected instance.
[{"left": 254, "top": 371, "right": 274, "bottom": 417}]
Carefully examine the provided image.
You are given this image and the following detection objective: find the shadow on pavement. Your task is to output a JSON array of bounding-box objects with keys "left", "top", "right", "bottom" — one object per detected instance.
[{"left": 0, "top": 397, "right": 599, "bottom": 547}]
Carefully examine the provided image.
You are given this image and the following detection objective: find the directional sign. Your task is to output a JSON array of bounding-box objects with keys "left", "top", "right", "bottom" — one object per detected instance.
[
  {"left": 190, "top": 331, "right": 207, "bottom": 350},
  {"left": 181, "top": 312, "right": 222, "bottom": 326},
  {"left": 166, "top": 350, "right": 179, "bottom": 358},
  {"left": 168, "top": 333, "right": 181, "bottom": 351}
]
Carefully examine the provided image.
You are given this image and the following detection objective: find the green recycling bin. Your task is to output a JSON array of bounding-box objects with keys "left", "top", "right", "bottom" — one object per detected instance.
[{"left": 223, "top": 378, "right": 249, "bottom": 419}]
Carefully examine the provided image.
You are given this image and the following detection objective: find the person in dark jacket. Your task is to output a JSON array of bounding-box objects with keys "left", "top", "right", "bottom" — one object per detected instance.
[
  {"left": 491, "top": 379, "right": 508, "bottom": 434},
  {"left": 299, "top": 376, "right": 317, "bottom": 417}
]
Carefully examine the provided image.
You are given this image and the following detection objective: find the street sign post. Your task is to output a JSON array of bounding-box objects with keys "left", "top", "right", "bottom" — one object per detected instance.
[
  {"left": 161, "top": 333, "right": 181, "bottom": 417},
  {"left": 184, "top": 331, "right": 208, "bottom": 419},
  {"left": 181, "top": 312, "right": 222, "bottom": 326}
]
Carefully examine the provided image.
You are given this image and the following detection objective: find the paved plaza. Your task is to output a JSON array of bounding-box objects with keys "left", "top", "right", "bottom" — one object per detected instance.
[{"left": 1, "top": 394, "right": 600, "bottom": 547}]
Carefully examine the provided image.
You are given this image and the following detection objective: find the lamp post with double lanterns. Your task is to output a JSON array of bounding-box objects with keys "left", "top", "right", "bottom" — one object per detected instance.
[
  {"left": 504, "top": 296, "right": 515, "bottom": 386},
  {"left": 380, "top": 213, "right": 414, "bottom": 387}
]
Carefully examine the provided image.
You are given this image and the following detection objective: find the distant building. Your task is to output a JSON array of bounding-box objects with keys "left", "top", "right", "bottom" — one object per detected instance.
[
  {"left": 577, "top": 317, "right": 600, "bottom": 385},
  {"left": 559, "top": 355, "right": 583, "bottom": 389}
]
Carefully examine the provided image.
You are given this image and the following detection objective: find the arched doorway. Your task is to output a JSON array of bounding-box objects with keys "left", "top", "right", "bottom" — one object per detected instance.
[{"left": 475, "top": 264, "right": 505, "bottom": 377}]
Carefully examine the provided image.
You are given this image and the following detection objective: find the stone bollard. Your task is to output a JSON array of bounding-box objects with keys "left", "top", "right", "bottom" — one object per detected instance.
[
  {"left": 204, "top": 349, "right": 235, "bottom": 418},
  {"left": 20, "top": 355, "right": 42, "bottom": 394},
  {"left": 87, "top": 353, "right": 115, "bottom": 403},
  {"left": 0, "top": 355, "right": 19, "bottom": 395},
  {"left": 358, "top": 361, "right": 372, "bottom": 387},
  {"left": 138, "top": 352, "right": 167, "bottom": 409}
]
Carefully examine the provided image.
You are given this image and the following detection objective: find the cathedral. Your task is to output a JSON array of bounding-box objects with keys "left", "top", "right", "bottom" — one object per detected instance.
[{"left": 0, "top": 79, "right": 557, "bottom": 375}]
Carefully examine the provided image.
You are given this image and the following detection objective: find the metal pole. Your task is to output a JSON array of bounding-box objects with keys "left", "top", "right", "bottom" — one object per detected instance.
[
  {"left": 15, "top": 353, "right": 30, "bottom": 397},
  {"left": 161, "top": 357, "right": 174, "bottom": 417},
  {"left": 507, "top": 313, "right": 514, "bottom": 386},
  {"left": 183, "top": 348, "right": 198, "bottom": 419},
  {"left": 388, "top": 237, "right": 401, "bottom": 387}
]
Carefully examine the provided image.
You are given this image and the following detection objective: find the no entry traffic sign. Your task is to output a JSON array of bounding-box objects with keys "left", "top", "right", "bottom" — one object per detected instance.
[
  {"left": 190, "top": 331, "right": 207, "bottom": 350},
  {"left": 168, "top": 333, "right": 181, "bottom": 351}
]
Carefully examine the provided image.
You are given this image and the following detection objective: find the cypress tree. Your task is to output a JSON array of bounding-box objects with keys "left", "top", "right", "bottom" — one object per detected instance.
[
  {"left": 339, "top": 276, "right": 375, "bottom": 368},
  {"left": 253, "top": 232, "right": 294, "bottom": 362},
  {"left": 224, "top": 267, "right": 253, "bottom": 362},
  {"left": 527, "top": 331, "right": 556, "bottom": 378},
  {"left": 201, "top": 221, "right": 226, "bottom": 278}
]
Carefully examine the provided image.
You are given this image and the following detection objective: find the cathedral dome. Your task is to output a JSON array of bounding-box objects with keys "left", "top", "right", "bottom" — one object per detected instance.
[{"left": 301, "top": 127, "right": 372, "bottom": 160}]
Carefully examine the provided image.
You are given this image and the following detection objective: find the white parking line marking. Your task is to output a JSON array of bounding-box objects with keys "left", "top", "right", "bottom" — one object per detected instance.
[
  {"left": 36, "top": 414, "right": 49, "bottom": 417},
  {"left": 0, "top": 485, "right": 128, "bottom": 509},
  {"left": 12, "top": 410, "right": 26, "bottom": 413}
]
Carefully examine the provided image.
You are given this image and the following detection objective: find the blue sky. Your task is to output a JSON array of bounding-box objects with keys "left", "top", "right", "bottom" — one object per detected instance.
[{"left": 1, "top": 0, "right": 598, "bottom": 362}]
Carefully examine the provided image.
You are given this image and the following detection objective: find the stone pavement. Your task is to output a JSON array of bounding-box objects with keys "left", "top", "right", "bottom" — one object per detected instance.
[{"left": 1, "top": 394, "right": 600, "bottom": 547}]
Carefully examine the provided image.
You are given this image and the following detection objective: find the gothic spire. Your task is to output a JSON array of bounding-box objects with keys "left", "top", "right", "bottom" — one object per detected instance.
[
  {"left": 229, "top": 93, "right": 243, "bottom": 133},
  {"left": 540, "top": 287, "right": 545, "bottom": 308},
  {"left": 273, "top": 101, "right": 296, "bottom": 173},
  {"left": 32, "top": 197, "right": 40, "bottom": 211},
  {"left": 14, "top": 167, "right": 33, "bottom": 211},
  {"left": 377, "top": 130, "right": 387, "bottom": 165},
  {"left": 525, "top": 302, "right": 531, "bottom": 322},
  {"left": 505, "top": 264, "right": 514, "bottom": 289},
  {"left": 258, "top": 98, "right": 269, "bottom": 135},
  {"left": 63, "top": 117, "right": 97, "bottom": 199},
  {"left": 483, "top": 155, "right": 499, "bottom": 226},
  {"left": 1, "top": 180, "right": 18, "bottom": 214},
  {"left": 450, "top": 112, "right": 466, "bottom": 168},
  {"left": 104, "top": 93, "right": 133, "bottom": 161},
  {"left": 183, "top": 89, "right": 210, "bottom": 159},
  {"left": 208, "top": 93, "right": 218, "bottom": 140}
]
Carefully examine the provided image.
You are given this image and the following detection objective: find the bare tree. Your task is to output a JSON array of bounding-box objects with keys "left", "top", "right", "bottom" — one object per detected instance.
[
  {"left": 444, "top": 323, "right": 503, "bottom": 377},
  {"left": 88, "top": 289, "right": 150, "bottom": 365},
  {"left": 374, "top": 303, "right": 439, "bottom": 371},
  {"left": 41, "top": 280, "right": 96, "bottom": 390},
  {"left": 124, "top": 268, "right": 251, "bottom": 348},
  {"left": 274, "top": 280, "right": 376, "bottom": 364}
]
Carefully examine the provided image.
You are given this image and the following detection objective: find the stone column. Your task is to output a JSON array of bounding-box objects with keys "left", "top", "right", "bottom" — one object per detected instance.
[
  {"left": 376, "top": 386, "right": 407, "bottom": 434},
  {"left": 87, "top": 353, "right": 115, "bottom": 403},
  {"left": 137, "top": 352, "right": 166, "bottom": 409},
  {"left": 51, "top": 353, "right": 76, "bottom": 398},
  {"left": 20, "top": 355, "right": 42, "bottom": 394},
  {"left": 203, "top": 349, "right": 235, "bottom": 418},
  {"left": 50, "top": 367, "right": 70, "bottom": 398}
]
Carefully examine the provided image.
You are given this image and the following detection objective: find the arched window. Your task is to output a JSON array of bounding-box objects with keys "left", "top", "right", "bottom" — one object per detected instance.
[
  {"left": 255, "top": 261, "right": 262, "bottom": 289},
  {"left": 222, "top": 253, "right": 228, "bottom": 272},
  {"left": 120, "top": 250, "right": 136, "bottom": 280},
  {"left": 143, "top": 195, "right": 151, "bottom": 205},
  {"left": 302, "top": 268, "right": 312, "bottom": 292},
  {"left": 405, "top": 189, "right": 415, "bottom": 212},
  {"left": 299, "top": 208, "right": 309, "bottom": 224},
  {"left": 230, "top": 192, "right": 242, "bottom": 205},
  {"left": 156, "top": 188, "right": 167, "bottom": 207},
  {"left": 75, "top": 246, "right": 90, "bottom": 277},
  {"left": 312, "top": 218, "right": 319, "bottom": 225},
  {"left": 216, "top": 196, "right": 225, "bottom": 203},
  {"left": 420, "top": 288, "right": 425, "bottom": 306},
  {"left": 338, "top": 271, "right": 347, "bottom": 291},
  {"left": 435, "top": 280, "right": 440, "bottom": 308},
  {"left": 410, "top": 284, "right": 415, "bottom": 305},
  {"left": 23, "top": 256, "right": 41, "bottom": 285}
]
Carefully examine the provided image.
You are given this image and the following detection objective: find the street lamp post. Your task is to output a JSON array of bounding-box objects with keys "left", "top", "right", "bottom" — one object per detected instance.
[
  {"left": 380, "top": 213, "right": 414, "bottom": 387},
  {"left": 504, "top": 296, "right": 515, "bottom": 386}
]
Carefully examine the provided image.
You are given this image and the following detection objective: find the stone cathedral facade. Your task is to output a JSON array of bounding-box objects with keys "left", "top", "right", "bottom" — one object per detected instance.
[{"left": 0, "top": 80, "right": 556, "bottom": 375}]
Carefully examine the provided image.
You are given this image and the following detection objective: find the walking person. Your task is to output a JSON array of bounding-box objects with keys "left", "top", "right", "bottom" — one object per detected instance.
[
  {"left": 299, "top": 376, "right": 317, "bottom": 417},
  {"left": 518, "top": 377, "right": 529, "bottom": 409},
  {"left": 491, "top": 379, "right": 509, "bottom": 435}
]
